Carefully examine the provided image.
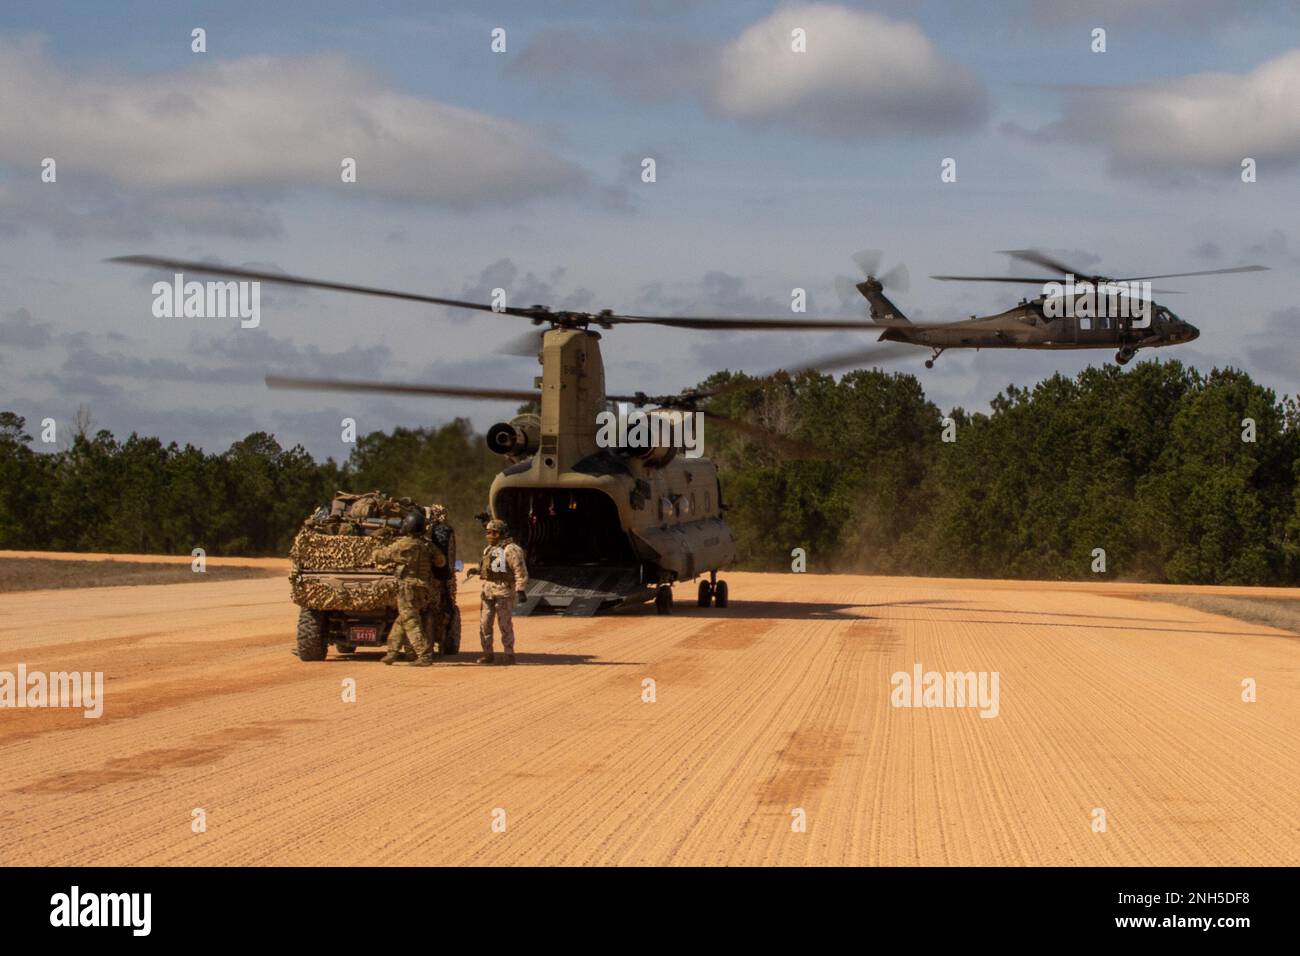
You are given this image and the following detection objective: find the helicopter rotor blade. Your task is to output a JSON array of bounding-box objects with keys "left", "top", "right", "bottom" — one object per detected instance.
[
  {"left": 834, "top": 274, "right": 862, "bottom": 306},
  {"left": 495, "top": 329, "right": 546, "bottom": 357},
  {"left": 994, "top": 251, "right": 1268, "bottom": 284},
  {"left": 782, "top": 340, "right": 927, "bottom": 375},
  {"left": 877, "top": 261, "right": 910, "bottom": 293},
  {"left": 1105, "top": 286, "right": 1184, "bottom": 296},
  {"left": 692, "top": 341, "right": 927, "bottom": 402},
  {"left": 934, "top": 274, "right": 1184, "bottom": 295},
  {"left": 112, "top": 255, "right": 887, "bottom": 332},
  {"left": 846, "top": 249, "right": 909, "bottom": 292},
  {"left": 851, "top": 249, "right": 884, "bottom": 278},
  {"left": 265, "top": 375, "right": 538, "bottom": 402},
  {"left": 1116, "top": 265, "right": 1269, "bottom": 281},
  {"left": 110, "top": 255, "right": 536, "bottom": 318},
  {"left": 609, "top": 313, "right": 888, "bottom": 330},
  {"left": 576, "top": 390, "right": 837, "bottom": 459},
  {"left": 610, "top": 339, "right": 927, "bottom": 410},
  {"left": 698, "top": 409, "right": 835, "bottom": 460},
  {"left": 998, "top": 248, "right": 1086, "bottom": 277},
  {"left": 931, "top": 274, "right": 1062, "bottom": 284}
]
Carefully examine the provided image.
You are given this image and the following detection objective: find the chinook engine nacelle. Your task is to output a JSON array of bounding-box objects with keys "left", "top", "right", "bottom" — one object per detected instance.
[
  {"left": 618, "top": 410, "right": 684, "bottom": 468},
  {"left": 624, "top": 442, "right": 678, "bottom": 467},
  {"left": 487, "top": 414, "right": 541, "bottom": 458}
]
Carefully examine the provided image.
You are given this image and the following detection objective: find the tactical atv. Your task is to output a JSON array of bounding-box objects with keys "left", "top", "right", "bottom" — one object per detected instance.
[{"left": 289, "top": 492, "right": 461, "bottom": 661}]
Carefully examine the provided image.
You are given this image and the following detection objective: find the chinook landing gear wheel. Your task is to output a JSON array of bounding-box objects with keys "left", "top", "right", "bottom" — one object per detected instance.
[
  {"left": 1115, "top": 348, "right": 1136, "bottom": 365},
  {"left": 713, "top": 580, "right": 729, "bottom": 608},
  {"left": 296, "top": 609, "right": 328, "bottom": 661},
  {"left": 697, "top": 580, "right": 712, "bottom": 607},
  {"left": 655, "top": 585, "right": 673, "bottom": 615}
]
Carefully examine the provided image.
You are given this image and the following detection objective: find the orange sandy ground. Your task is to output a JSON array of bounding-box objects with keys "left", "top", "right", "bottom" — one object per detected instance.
[{"left": 1, "top": 557, "right": 1297, "bottom": 865}]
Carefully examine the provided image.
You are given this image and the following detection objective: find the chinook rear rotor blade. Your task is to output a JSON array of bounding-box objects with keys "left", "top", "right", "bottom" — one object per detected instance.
[
  {"left": 697, "top": 409, "right": 834, "bottom": 460},
  {"left": 266, "top": 375, "right": 538, "bottom": 403},
  {"left": 690, "top": 341, "right": 928, "bottom": 402},
  {"left": 604, "top": 340, "right": 924, "bottom": 459}
]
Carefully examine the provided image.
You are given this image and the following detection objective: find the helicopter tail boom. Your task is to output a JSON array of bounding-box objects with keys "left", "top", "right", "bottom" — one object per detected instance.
[{"left": 856, "top": 279, "right": 909, "bottom": 326}]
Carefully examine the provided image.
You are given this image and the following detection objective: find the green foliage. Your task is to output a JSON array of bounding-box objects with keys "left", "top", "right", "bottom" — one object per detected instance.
[
  {"left": 703, "top": 368, "right": 940, "bottom": 571},
  {"left": 0, "top": 413, "right": 496, "bottom": 557},
  {"left": 698, "top": 358, "right": 1298, "bottom": 583},
  {"left": 1, "top": 357, "right": 1297, "bottom": 583}
]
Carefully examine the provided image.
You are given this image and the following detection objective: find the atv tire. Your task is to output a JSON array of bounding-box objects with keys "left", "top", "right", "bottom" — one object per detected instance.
[{"left": 296, "top": 608, "right": 328, "bottom": 661}]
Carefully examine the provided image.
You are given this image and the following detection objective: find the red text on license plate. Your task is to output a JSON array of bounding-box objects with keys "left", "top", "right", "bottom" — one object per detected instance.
[{"left": 350, "top": 626, "right": 379, "bottom": 643}]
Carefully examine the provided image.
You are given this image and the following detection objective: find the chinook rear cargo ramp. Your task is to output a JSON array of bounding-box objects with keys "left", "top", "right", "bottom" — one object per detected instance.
[{"left": 516, "top": 566, "right": 651, "bottom": 617}]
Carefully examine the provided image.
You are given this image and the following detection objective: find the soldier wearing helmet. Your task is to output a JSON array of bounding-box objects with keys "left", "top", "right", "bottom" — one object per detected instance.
[
  {"left": 423, "top": 503, "right": 457, "bottom": 655},
  {"left": 373, "top": 508, "right": 441, "bottom": 666},
  {"left": 465, "top": 517, "right": 528, "bottom": 665}
]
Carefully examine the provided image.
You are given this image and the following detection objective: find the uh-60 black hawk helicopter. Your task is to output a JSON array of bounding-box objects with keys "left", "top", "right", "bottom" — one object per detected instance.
[
  {"left": 827, "top": 248, "right": 1267, "bottom": 367},
  {"left": 112, "top": 254, "right": 892, "bottom": 617}
]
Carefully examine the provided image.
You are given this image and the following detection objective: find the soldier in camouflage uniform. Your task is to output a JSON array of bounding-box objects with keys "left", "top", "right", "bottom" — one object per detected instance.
[
  {"left": 466, "top": 518, "right": 528, "bottom": 665},
  {"left": 373, "top": 510, "right": 439, "bottom": 666},
  {"left": 425, "top": 503, "right": 456, "bottom": 653}
]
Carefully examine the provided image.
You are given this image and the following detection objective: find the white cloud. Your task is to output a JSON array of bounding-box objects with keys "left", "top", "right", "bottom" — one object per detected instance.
[
  {"left": 0, "top": 35, "right": 588, "bottom": 209},
  {"left": 1047, "top": 49, "right": 1300, "bottom": 178},
  {"left": 706, "top": 3, "right": 990, "bottom": 138}
]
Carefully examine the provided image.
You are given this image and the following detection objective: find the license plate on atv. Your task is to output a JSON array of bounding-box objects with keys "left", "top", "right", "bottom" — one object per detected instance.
[{"left": 349, "top": 626, "right": 379, "bottom": 644}]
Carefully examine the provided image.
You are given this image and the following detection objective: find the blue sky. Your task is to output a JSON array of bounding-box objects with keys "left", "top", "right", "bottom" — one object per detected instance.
[{"left": 1, "top": 0, "right": 1297, "bottom": 459}]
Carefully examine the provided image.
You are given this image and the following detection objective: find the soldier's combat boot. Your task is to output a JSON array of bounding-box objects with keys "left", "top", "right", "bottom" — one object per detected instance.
[
  {"left": 410, "top": 655, "right": 435, "bottom": 667},
  {"left": 401, "top": 650, "right": 417, "bottom": 663},
  {"left": 502, "top": 653, "right": 516, "bottom": 666},
  {"left": 380, "top": 652, "right": 400, "bottom": 665},
  {"left": 477, "top": 652, "right": 495, "bottom": 665}
]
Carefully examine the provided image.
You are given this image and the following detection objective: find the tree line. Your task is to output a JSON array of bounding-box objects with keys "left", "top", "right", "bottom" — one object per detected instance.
[
  {"left": 3, "top": 358, "right": 1298, "bottom": 584},
  {"left": 0, "top": 413, "right": 495, "bottom": 558},
  {"left": 704, "top": 359, "right": 1300, "bottom": 584}
]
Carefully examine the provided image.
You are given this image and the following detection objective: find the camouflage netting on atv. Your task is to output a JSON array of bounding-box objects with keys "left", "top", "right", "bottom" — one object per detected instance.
[
  {"left": 289, "top": 530, "right": 383, "bottom": 572},
  {"left": 289, "top": 530, "right": 396, "bottom": 611},
  {"left": 290, "top": 574, "right": 398, "bottom": 612}
]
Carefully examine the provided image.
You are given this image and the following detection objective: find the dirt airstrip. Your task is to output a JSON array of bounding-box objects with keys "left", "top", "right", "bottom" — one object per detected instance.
[{"left": 1, "top": 551, "right": 1297, "bottom": 865}]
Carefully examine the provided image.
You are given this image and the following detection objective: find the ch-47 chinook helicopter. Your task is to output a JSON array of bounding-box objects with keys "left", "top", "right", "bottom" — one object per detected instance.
[
  {"left": 111, "top": 254, "right": 887, "bottom": 617},
  {"left": 829, "top": 248, "right": 1267, "bottom": 368}
]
